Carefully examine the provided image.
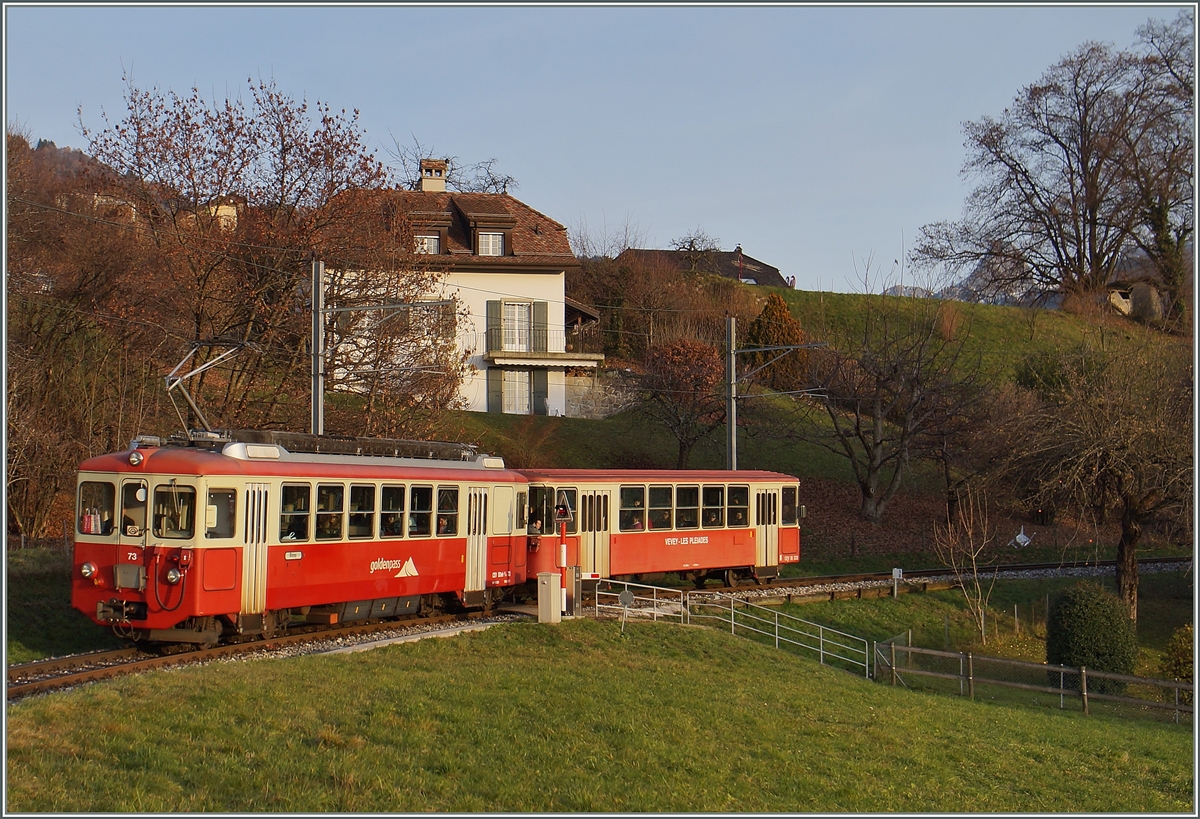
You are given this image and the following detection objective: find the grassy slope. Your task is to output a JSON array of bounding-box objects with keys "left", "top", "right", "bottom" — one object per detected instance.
[{"left": 6, "top": 618, "right": 1192, "bottom": 813}]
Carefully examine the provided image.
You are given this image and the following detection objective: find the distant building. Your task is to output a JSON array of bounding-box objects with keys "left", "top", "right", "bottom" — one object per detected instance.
[{"left": 615, "top": 245, "right": 790, "bottom": 288}]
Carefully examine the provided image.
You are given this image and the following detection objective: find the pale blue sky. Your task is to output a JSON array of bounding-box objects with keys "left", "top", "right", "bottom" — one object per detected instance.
[{"left": 4, "top": 3, "right": 1187, "bottom": 292}]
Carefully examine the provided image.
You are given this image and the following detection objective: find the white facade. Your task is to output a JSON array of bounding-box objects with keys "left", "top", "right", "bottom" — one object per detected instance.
[{"left": 439, "top": 269, "right": 601, "bottom": 415}]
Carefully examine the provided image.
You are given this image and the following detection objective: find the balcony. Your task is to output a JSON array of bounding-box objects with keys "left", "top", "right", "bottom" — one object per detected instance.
[{"left": 469, "top": 326, "right": 605, "bottom": 367}]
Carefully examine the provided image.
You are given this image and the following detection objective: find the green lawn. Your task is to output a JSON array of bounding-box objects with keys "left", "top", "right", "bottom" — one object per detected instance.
[{"left": 6, "top": 617, "right": 1192, "bottom": 813}]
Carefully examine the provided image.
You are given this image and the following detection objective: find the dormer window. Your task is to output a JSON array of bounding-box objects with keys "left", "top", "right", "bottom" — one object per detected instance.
[
  {"left": 479, "top": 232, "right": 504, "bottom": 256},
  {"left": 416, "top": 235, "right": 440, "bottom": 255}
]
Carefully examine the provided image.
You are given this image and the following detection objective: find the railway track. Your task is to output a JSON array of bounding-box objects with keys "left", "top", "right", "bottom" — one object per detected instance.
[
  {"left": 10, "top": 556, "right": 1189, "bottom": 701},
  {"left": 708, "top": 555, "right": 1192, "bottom": 595},
  {"left": 6, "top": 611, "right": 502, "bottom": 702}
]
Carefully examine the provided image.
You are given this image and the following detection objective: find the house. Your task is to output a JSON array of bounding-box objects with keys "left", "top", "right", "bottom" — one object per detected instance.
[
  {"left": 1106, "top": 245, "right": 1193, "bottom": 322},
  {"left": 614, "top": 245, "right": 790, "bottom": 288},
  {"left": 336, "top": 160, "right": 604, "bottom": 416}
]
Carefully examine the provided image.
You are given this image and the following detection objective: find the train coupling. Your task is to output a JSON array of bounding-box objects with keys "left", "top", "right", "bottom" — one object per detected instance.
[{"left": 97, "top": 598, "right": 148, "bottom": 623}]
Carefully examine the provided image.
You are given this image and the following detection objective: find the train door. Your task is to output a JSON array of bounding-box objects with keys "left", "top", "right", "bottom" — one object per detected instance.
[
  {"left": 754, "top": 488, "right": 780, "bottom": 570},
  {"left": 242, "top": 482, "right": 269, "bottom": 614},
  {"left": 114, "top": 479, "right": 149, "bottom": 592},
  {"left": 465, "top": 486, "right": 488, "bottom": 592},
  {"left": 578, "top": 490, "right": 611, "bottom": 577},
  {"left": 118, "top": 479, "right": 149, "bottom": 543}
]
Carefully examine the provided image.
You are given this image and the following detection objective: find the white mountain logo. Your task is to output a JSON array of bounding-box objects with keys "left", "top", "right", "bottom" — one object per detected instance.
[{"left": 369, "top": 556, "right": 419, "bottom": 576}]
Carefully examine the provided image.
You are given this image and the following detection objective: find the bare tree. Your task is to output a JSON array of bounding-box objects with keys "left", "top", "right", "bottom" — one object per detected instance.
[
  {"left": 932, "top": 487, "right": 998, "bottom": 645},
  {"left": 1122, "top": 13, "right": 1194, "bottom": 323},
  {"left": 389, "top": 134, "right": 517, "bottom": 194},
  {"left": 669, "top": 227, "right": 722, "bottom": 273},
  {"left": 801, "top": 290, "right": 983, "bottom": 525},
  {"left": 638, "top": 338, "right": 727, "bottom": 469},
  {"left": 912, "top": 13, "right": 1194, "bottom": 305},
  {"left": 996, "top": 331, "right": 1192, "bottom": 622}
]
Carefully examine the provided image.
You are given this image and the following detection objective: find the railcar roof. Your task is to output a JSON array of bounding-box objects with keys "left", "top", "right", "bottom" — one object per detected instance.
[
  {"left": 515, "top": 468, "right": 799, "bottom": 482},
  {"left": 78, "top": 444, "right": 525, "bottom": 483}
]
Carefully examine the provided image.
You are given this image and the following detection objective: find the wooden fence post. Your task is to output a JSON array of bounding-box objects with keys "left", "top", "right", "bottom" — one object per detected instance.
[
  {"left": 967, "top": 653, "right": 975, "bottom": 700},
  {"left": 1080, "top": 666, "right": 1089, "bottom": 716}
]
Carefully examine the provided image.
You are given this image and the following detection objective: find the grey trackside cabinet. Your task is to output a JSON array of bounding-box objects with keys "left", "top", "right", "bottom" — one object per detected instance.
[{"left": 537, "top": 572, "right": 561, "bottom": 624}]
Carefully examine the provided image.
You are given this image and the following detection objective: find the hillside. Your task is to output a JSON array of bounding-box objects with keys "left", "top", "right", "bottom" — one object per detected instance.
[{"left": 433, "top": 295, "right": 1189, "bottom": 569}]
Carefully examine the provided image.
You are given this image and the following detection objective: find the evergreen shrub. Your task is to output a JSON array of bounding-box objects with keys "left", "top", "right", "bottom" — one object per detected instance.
[
  {"left": 1158, "top": 623, "right": 1193, "bottom": 704},
  {"left": 1045, "top": 581, "right": 1138, "bottom": 695}
]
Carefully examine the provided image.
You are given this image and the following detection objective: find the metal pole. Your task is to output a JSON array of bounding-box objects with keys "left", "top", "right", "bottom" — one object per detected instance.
[
  {"left": 726, "top": 315, "right": 737, "bottom": 471},
  {"left": 311, "top": 258, "right": 325, "bottom": 436}
]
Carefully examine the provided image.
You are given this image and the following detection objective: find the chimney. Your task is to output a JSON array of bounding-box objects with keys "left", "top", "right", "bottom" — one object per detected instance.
[{"left": 418, "top": 158, "right": 448, "bottom": 192}]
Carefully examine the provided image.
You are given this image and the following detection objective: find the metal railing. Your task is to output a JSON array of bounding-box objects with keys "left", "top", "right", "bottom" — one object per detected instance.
[
  {"left": 594, "top": 579, "right": 688, "bottom": 624},
  {"left": 592, "top": 580, "right": 871, "bottom": 678},
  {"left": 874, "top": 642, "right": 1194, "bottom": 725},
  {"left": 688, "top": 592, "right": 871, "bottom": 678},
  {"left": 472, "top": 327, "right": 604, "bottom": 356}
]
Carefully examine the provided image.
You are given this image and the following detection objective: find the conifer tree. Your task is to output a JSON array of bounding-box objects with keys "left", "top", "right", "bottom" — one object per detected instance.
[{"left": 743, "top": 293, "right": 807, "bottom": 393}]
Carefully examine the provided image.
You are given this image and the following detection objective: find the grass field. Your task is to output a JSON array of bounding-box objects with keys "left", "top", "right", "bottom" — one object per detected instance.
[{"left": 5, "top": 617, "right": 1193, "bottom": 813}]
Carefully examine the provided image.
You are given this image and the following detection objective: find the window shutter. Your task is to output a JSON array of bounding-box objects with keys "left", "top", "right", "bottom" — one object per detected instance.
[
  {"left": 487, "top": 368, "right": 503, "bottom": 413},
  {"left": 532, "top": 301, "right": 548, "bottom": 352},
  {"left": 532, "top": 370, "right": 548, "bottom": 416},
  {"left": 486, "top": 301, "right": 501, "bottom": 352}
]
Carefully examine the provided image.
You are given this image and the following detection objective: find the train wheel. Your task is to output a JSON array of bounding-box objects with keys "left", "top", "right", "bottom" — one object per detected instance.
[{"left": 725, "top": 569, "right": 738, "bottom": 588}]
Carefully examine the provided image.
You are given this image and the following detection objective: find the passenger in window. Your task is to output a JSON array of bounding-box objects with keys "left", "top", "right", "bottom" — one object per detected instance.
[
  {"left": 629, "top": 512, "right": 643, "bottom": 530},
  {"left": 381, "top": 514, "right": 400, "bottom": 536},
  {"left": 731, "top": 510, "right": 746, "bottom": 526},
  {"left": 284, "top": 517, "right": 307, "bottom": 540},
  {"left": 704, "top": 509, "right": 721, "bottom": 526},
  {"left": 437, "top": 516, "right": 451, "bottom": 535}
]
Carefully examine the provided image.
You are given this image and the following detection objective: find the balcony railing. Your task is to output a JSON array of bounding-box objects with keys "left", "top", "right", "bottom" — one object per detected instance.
[{"left": 471, "top": 326, "right": 605, "bottom": 357}]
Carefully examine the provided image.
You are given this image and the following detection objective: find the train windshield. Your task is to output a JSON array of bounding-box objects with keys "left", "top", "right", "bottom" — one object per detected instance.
[{"left": 153, "top": 484, "right": 196, "bottom": 539}]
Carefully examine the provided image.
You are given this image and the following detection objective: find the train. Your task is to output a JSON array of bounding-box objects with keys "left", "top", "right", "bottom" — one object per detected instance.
[{"left": 70, "top": 429, "right": 804, "bottom": 645}]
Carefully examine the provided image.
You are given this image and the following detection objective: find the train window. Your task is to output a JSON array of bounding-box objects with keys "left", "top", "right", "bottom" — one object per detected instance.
[
  {"left": 702, "top": 485, "right": 725, "bottom": 528},
  {"left": 782, "top": 486, "right": 798, "bottom": 526},
  {"left": 728, "top": 485, "right": 750, "bottom": 528},
  {"left": 437, "top": 487, "right": 459, "bottom": 535},
  {"left": 619, "top": 485, "right": 645, "bottom": 531},
  {"left": 380, "top": 485, "right": 405, "bottom": 538},
  {"left": 280, "top": 484, "right": 310, "bottom": 541},
  {"left": 409, "top": 486, "right": 433, "bottom": 536},
  {"left": 78, "top": 481, "right": 116, "bottom": 536},
  {"left": 121, "top": 481, "right": 148, "bottom": 537},
  {"left": 315, "top": 484, "right": 344, "bottom": 540},
  {"left": 206, "top": 489, "right": 236, "bottom": 539},
  {"left": 516, "top": 491, "right": 528, "bottom": 528},
  {"left": 153, "top": 484, "right": 197, "bottom": 539},
  {"left": 675, "top": 485, "right": 698, "bottom": 529},
  {"left": 648, "top": 485, "right": 673, "bottom": 530},
  {"left": 559, "top": 488, "right": 578, "bottom": 534},
  {"left": 529, "top": 486, "right": 552, "bottom": 534},
  {"left": 349, "top": 485, "right": 375, "bottom": 539}
]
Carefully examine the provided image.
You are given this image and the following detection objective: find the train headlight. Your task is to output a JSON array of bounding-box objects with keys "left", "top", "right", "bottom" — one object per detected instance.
[
  {"left": 80, "top": 562, "right": 97, "bottom": 578},
  {"left": 166, "top": 567, "right": 182, "bottom": 585},
  {"left": 128, "top": 451, "right": 144, "bottom": 466}
]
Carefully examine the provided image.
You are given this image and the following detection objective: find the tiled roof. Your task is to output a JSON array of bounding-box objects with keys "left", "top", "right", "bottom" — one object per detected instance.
[
  {"left": 334, "top": 188, "right": 578, "bottom": 269},
  {"left": 615, "top": 248, "right": 788, "bottom": 288}
]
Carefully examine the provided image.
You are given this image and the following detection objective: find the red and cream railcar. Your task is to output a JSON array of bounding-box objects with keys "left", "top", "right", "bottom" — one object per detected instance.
[
  {"left": 71, "top": 435, "right": 530, "bottom": 644},
  {"left": 517, "top": 469, "right": 803, "bottom": 586}
]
